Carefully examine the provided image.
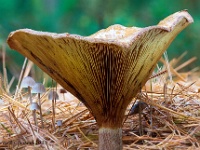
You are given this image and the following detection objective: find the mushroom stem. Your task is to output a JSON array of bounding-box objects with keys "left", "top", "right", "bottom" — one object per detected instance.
[
  {"left": 52, "top": 98, "right": 56, "bottom": 131},
  {"left": 28, "top": 86, "right": 32, "bottom": 104},
  {"left": 28, "top": 86, "right": 37, "bottom": 126},
  {"left": 33, "top": 110, "right": 37, "bottom": 126},
  {"left": 99, "top": 128, "right": 122, "bottom": 150},
  {"left": 38, "top": 93, "right": 44, "bottom": 128},
  {"left": 138, "top": 102, "right": 143, "bottom": 136}
]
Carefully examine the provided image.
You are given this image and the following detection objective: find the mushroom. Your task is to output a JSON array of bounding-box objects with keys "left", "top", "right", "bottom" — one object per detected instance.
[
  {"left": 21, "top": 76, "right": 38, "bottom": 125},
  {"left": 56, "top": 120, "right": 62, "bottom": 127},
  {"left": 31, "top": 83, "right": 46, "bottom": 128},
  {"left": 30, "top": 102, "right": 39, "bottom": 125},
  {"left": 48, "top": 90, "right": 59, "bottom": 130},
  {"left": 30, "top": 102, "right": 39, "bottom": 110},
  {"left": 59, "top": 88, "right": 67, "bottom": 100},
  {"left": 48, "top": 90, "right": 59, "bottom": 101},
  {"left": 128, "top": 101, "right": 148, "bottom": 135},
  {"left": 21, "top": 76, "right": 35, "bottom": 104},
  {"left": 129, "top": 101, "right": 148, "bottom": 115},
  {"left": 7, "top": 11, "right": 193, "bottom": 150}
]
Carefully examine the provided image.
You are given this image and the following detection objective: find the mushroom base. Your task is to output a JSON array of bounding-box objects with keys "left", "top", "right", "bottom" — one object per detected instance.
[{"left": 99, "top": 127, "right": 122, "bottom": 150}]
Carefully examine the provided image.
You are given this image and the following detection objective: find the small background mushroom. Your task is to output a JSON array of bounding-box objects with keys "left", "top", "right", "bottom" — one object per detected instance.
[
  {"left": 48, "top": 90, "right": 59, "bottom": 130},
  {"left": 31, "top": 83, "right": 46, "bottom": 128}
]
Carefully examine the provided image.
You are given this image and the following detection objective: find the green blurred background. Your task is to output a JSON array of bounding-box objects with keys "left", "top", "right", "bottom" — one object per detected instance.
[{"left": 0, "top": 0, "right": 199, "bottom": 83}]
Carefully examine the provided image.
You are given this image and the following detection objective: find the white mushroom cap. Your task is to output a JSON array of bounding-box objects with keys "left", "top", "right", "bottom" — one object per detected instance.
[
  {"left": 31, "top": 83, "right": 46, "bottom": 94},
  {"left": 21, "top": 76, "right": 35, "bottom": 88},
  {"left": 48, "top": 90, "right": 59, "bottom": 100},
  {"left": 56, "top": 120, "right": 62, "bottom": 126},
  {"left": 30, "top": 102, "right": 39, "bottom": 110}
]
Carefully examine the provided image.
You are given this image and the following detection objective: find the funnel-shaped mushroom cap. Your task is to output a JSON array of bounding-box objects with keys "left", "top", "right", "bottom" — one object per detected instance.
[{"left": 7, "top": 10, "right": 193, "bottom": 128}]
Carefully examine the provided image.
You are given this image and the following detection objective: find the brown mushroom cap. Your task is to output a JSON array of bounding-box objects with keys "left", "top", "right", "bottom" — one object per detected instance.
[{"left": 59, "top": 88, "right": 67, "bottom": 94}]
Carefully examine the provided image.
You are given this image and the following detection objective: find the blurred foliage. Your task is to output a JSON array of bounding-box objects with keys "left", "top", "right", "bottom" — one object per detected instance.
[{"left": 0, "top": 0, "right": 199, "bottom": 81}]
